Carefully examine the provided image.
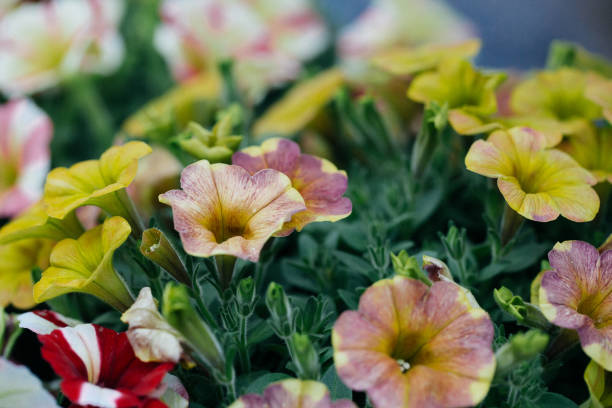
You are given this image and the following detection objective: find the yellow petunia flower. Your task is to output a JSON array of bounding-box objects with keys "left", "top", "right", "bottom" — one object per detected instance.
[
  {"left": 33, "top": 216, "right": 134, "bottom": 312},
  {"left": 586, "top": 74, "right": 612, "bottom": 124},
  {"left": 0, "top": 239, "right": 53, "bottom": 309},
  {"left": 43, "top": 141, "right": 152, "bottom": 235},
  {"left": 465, "top": 127, "right": 599, "bottom": 222},
  {"left": 560, "top": 124, "right": 612, "bottom": 184}
]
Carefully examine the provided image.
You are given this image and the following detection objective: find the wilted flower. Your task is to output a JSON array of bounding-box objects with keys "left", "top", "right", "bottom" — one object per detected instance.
[
  {"left": 33, "top": 216, "right": 134, "bottom": 311},
  {"left": 229, "top": 378, "right": 357, "bottom": 408},
  {"left": 332, "top": 276, "right": 495, "bottom": 407},
  {"left": 43, "top": 141, "right": 151, "bottom": 234},
  {"left": 560, "top": 124, "right": 612, "bottom": 184},
  {"left": 154, "top": 0, "right": 328, "bottom": 102},
  {"left": 0, "top": 239, "right": 53, "bottom": 309},
  {"left": 539, "top": 240, "right": 612, "bottom": 370},
  {"left": 232, "top": 138, "right": 351, "bottom": 235},
  {"left": 510, "top": 68, "right": 602, "bottom": 132},
  {"left": 338, "top": 0, "right": 474, "bottom": 61},
  {"left": 408, "top": 58, "right": 506, "bottom": 134},
  {"left": 0, "top": 357, "right": 59, "bottom": 408},
  {"left": 121, "top": 287, "right": 184, "bottom": 364},
  {"left": 0, "top": 0, "right": 125, "bottom": 96},
  {"left": 159, "top": 160, "right": 305, "bottom": 261},
  {"left": 0, "top": 99, "right": 52, "bottom": 217},
  {"left": 465, "top": 127, "right": 599, "bottom": 222}
]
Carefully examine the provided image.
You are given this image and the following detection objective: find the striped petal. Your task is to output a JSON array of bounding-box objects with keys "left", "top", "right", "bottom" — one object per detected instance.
[
  {"left": 233, "top": 138, "right": 351, "bottom": 235},
  {"left": 18, "top": 309, "right": 81, "bottom": 334},
  {"left": 160, "top": 160, "right": 305, "bottom": 261}
]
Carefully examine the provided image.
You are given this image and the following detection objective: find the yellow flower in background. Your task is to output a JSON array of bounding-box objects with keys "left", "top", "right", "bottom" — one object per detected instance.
[
  {"left": 586, "top": 75, "right": 612, "bottom": 124},
  {"left": 0, "top": 201, "right": 83, "bottom": 245},
  {"left": 43, "top": 141, "right": 151, "bottom": 234},
  {"left": 371, "top": 39, "right": 481, "bottom": 77},
  {"left": 560, "top": 124, "right": 612, "bottom": 184},
  {"left": 33, "top": 216, "right": 134, "bottom": 312},
  {"left": 408, "top": 58, "right": 506, "bottom": 134},
  {"left": 0, "top": 239, "right": 53, "bottom": 309},
  {"left": 510, "top": 68, "right": 602, "bottom": 132},
  {"left": 122, "top": 72, "right": 221, "bottom": 139},
  {"left": 465, "top": 127, "right": 599, "bottom": 222},
  {"left": 253, "top": 69, "right": 345, "bottom": 138}
]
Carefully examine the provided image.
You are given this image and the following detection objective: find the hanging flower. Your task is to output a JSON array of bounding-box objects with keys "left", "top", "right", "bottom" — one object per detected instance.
[
  {"left": 0, "top": 357, "right": 59, "bottom": 408},
  {"left": 43, "top": 141, "right": 151, "bottom": 233},
  {"left": 0, "top": 239, "right": 53, "bottom": 309},
  {"left": 159, "top": 160, "right": 305, "bottom": 261},
  {"left": 338, "top": 0, "right": 474, "bottom": 61},
  {"left": 232, "top": 138, "right": 351, "bottom": 236},
  {"left": 465, "top": 127, "right": 599, "bottom": 222},
  {"left": 0, "top": 99, "right": 52, "bottom": 217},
  {"left": 33, "top": 216, "right": 134, "bottom": 312},
  {"left": 154, "top": 0, "right": 327, "bottom": 102},
  {"left": 539, "top": 240, "right": 612, "bottom": 370},
  {"left": 332, "top": 276, "right": 495, "bottom": 407},
  {"left": 408, "top": 58, "right": 506, "bottom": 134},
  {"left": 229, "top": 378, "right": 357, "bottom": 408},
  {"left": 560, "top": 124, "right": 612, "bottom": 184},
  {"left": 510, "top": 68, "right": 602, "bottom": 132},
  {"left": 0, "top": 0, "right": 125, "bottom": 96}
]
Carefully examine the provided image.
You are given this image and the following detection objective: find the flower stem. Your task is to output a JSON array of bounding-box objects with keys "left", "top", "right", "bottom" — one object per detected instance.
[
  {"left": 545, "top": 329, "right": 579, "bottom": 362},
  {"left": 237, "top": 315, "right": 251, "bottom": 373},
  {"left": 2, "top": 326, "right": 22, "bottom": 359},
  {"left": 215, "top": 255, "right": 236, "bottom": 291},
  {"left": 500, "top": 204, "right": 524, "bottom": 246}
]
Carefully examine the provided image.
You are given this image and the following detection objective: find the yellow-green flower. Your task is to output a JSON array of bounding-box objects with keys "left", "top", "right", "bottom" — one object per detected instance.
[
  {"left": 33, "top": 216, "right": 134, "bottom": 312},
  {"left": 560, "top": 124, "right": 612, "bottom": 184},
  {"left": 584, "top": 359, "right": 612, "bottom": 408},
  {"left": 586, "top": 75, "right": 612, "bottom": 124},
  {"left": 510, "top": 68, "right": 602, "bottom": 131},
  {"left": 408, "top": 58, "right": 506, "bottom": 134},
  {"left": 0, "top": 201, "right": 83, "bottom": 245},
  {"left": 371, "top": 39, "right": 481, "bottom": 77},
  {"left": 465, "top": 127, "right": 599, "bottom": 222},
  {"left": 0, "top": 239, "right": 53, "bottom": 309},
  {"left": 43, "top": 141, "right": 151, "bottom": 234}
]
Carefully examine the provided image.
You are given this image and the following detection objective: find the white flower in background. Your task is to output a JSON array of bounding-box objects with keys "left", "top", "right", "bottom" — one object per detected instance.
[
  {"left": 0, "top": 0, "right": 19, "bottom": 17},
  {"left": 0, "top": 358, "right": 59, "bottom": 408},
  {"left": 338, "top": 0, "right": 475, "bottom": 61},
  {"left": 154, "top": 0, "right": 328, "bottom": 102},
  {"left": 0, "top": 0, "right": 125, "bottom": 97},
  {"left": 0, "top": 99, "right": 52, "bottom": 218}
]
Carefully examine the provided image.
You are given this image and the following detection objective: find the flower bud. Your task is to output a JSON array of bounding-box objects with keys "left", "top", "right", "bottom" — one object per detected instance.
[
  {"left": 236, "top": 277, "right": 256, "bottom": 317},
  {"left": 289, "top": 333, "right": 320, "bottom": 380},
  {"left": 493, "top": 286, "right": 550, "bottom": 331},
  {"left": 390, "top": 251, "right": 431, "bottom": 285},
  {"left": 265, "top": 282, "right": 293, "bottom": 338},
  {"left": 140, "top": 228, "right": 191, "bottom": 286},
  {"left": 495, "top": 329, "right": 549, "bottom": 378}
]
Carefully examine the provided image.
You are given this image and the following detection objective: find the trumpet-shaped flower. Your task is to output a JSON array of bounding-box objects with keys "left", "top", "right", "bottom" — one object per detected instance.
[
  {"left": 560, "top": 124, "right": 612, "bottom": 184},
  {"left": 465, "top": 127, "right": 599, "bottom": 222},
  {"left": 332, "top": 276, "right": 495, "bottom": 407},
  {"left": 0, "top": 99, "right": 52, "bottom": 217},
  {"left": 232, "top": 138, "right": 352, "bottom": 235},
  {"left": 0, "top": 0, "right": 125, "bottom": 96},
  {"left": 338, "top": 0, "right": 474, "bottom": 61},
  {"left": 539, "top": 240, "right": 612, "bottom": 370},
  {"left": 159, "top": 160, "right": 305, "bottom": 261},
  {"left": 408, "top": 58, "right": 506, "bottom": 134},
  {"left": 510, "top": 68, "right": 602, "bottom": 129},
  {"left": 154, "top": 0, "right": 327, "bottom": 102},
  {"left": 0, "top": 239, "right": 53, "bottom": 309},
  {"left": 43, "top": 141, "right": 151, "bottom": 229},
  {"left": 229, "top": 379, "right": 357, "bottom": 408},
  {"left": 33, "top": 216, "right": 134, "bottom": 312}
]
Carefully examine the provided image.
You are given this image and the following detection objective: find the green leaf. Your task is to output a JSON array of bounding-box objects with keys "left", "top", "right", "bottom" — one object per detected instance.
[
  {"left": 337, "top": 289, "right": 360, "bottom": 310},
  {"left": 537, "top": 393, "right": 579, "bottom": 408},
  {"left": 321, "top": 365, "right": 352, "bottom": 401},
  {"left": 333, "top": 250, "right": 372, "bottom": 275},
  {"left": 244, "top": 373, "right": 292, "bottom": 395}
]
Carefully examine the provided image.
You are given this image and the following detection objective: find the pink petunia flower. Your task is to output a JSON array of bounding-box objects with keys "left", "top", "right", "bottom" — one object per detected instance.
[{"left": 0, "top": 99, "right": 52, "bottom": 217}]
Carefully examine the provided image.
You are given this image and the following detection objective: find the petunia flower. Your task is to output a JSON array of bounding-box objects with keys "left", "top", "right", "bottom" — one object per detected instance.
[
  {"left": 539, "top": 240, "right": 612, "bottom": 370},
  {"left": 154, "top": 0, "right": 327, "bottom": 103},
  {"left": 0, "top": 357, "right": 59, "bottom": 408},
  {"left": 408, "top": 58, "right": 506, "bottom": 134},
  {"left": 121, "top": 287, "right": 185, "bottom": 364},
  {"left": 510, "top": 68, "right": 602, "bottom": 132},
  {"left": 232, "top": 138, "right": 352, "bottom": 235},
  {"left": 337, "top": 0, "right": 474, "bottom": 61},
  {"left": 0, "top": 201, "right": 83, "bottom": 245},
  {"left": 0, "top": 239, "right": 53, "bottom": 309},
  {"left": 332, "top": 276, "right": 495, "bottom": 407},
  {"left": 159, "top": 160, "right": 305, "bottom": 262},
  {"left": 33, "top": 216, "right": 134, "bottom": 312},
  {"left": 43, "top": 141, "right": 152, "bottom": 234},
  {"left": 0, "top": 99, "right": 52, "bottom": 217},
  {"left": 228, "top": 378, "right": 357, "bottom": 408},
  {"left": 0, "top": 0, "right": 125, "bottom": 96},
  {"left": 560, "top": 124, "right": 612, "bottom": 184},
  {"left": 586, "top": 75, "right": 612, "bottom": 124},
  {"left": 465, "top": 126, "right": 599, "bottom": 222}
]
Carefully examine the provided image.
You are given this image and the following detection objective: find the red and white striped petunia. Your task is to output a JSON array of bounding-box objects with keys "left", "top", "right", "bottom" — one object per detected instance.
[{"left": 0, "top": 99, "right": 52, "bottom": 218}]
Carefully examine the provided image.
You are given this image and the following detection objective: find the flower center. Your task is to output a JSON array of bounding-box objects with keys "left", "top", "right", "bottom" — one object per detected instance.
[
  {"left": 0, "top": 161, "right": 18, "bottom": 192},
  {"left": 397, "top": 358, "right": 411, "bottom": 373}
]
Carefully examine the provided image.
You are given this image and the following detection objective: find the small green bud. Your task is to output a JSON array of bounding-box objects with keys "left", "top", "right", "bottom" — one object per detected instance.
[
  {"left": 493, "top": 286, "right": 551, "bottom": 331},
  {"left": 140, "top": 228, "right": 190, "bottom": 286},
  {"left": 176, "top": 116, "right": 242, "bottom": 163},
  {"left": 391, "top": 251, "right": 431, "bottom": 285},
  {"left": 289, "top": 333, "right": 320, "bottom": 380},
  {"left": 265, "top": 282, "right": 294, "bottom": 338},
  {"left": 411, "top": 101, "right": 448, "bottom": 178},
  {"left": 236, "top": 277, "right": 256, "bottom": 317},
  {"left": 495, "top": 329, "right": 549, "bottom": 378}
]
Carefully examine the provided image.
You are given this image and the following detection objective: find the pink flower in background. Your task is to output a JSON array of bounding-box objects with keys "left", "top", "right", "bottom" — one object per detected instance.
[
  {"left": 154, "top": 0, "right": 328, "bottom": 102},
  {"left": 0, "top": 0, "right": 125, "bottom": 96},
  {"left": 0, "top": 99, "right": 52, "bottom": 218}
]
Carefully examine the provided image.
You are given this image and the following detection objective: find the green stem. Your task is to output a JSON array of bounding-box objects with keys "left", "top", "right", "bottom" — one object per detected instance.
[
  {"left": 2, "top": 327, "right": 22, "bottom": 359},
  {"left": 215, "top": 255, "right": 236, "bottom": 291},
  {"left": 0, "top": 308, "right": 6, "bottom": 352},
  {"left": 237, "top": 315, "right": 251, "bottom": 373},
  {"left": 193, "top": 292, "right": 218, "bottom": 330},
  {"left": 545, "top": 329, "right": 579, "bottom": 362},
  {"left": 500, "top": 204, "right": 524, "bottom": 246}
]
